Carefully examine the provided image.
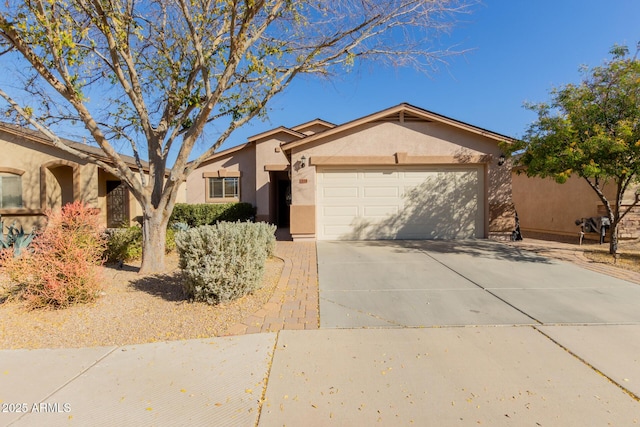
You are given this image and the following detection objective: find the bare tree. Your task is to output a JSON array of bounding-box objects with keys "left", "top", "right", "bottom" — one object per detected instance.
[{"left": 0, "top": 0, "right": 473, "bottom": 273}]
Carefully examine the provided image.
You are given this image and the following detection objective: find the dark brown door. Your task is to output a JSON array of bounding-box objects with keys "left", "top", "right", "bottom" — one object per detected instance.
[
  {"left": 106, "top": 180, "right": 130, "bottom": 228},
  {"left": 277, "top": 179, "right": 291, "bottom": 227}
]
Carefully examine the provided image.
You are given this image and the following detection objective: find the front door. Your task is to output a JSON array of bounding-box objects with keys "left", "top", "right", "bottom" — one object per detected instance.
[
  {"left": 277, "top": 179, "right": 291, "bottom": 227},
  {"left": 106, "top": 180, "right": 130, "bottom": 228}
]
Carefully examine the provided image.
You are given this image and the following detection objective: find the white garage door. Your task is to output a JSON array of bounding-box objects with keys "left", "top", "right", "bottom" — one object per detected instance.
[{"left": 316, "top": 166, "right": 484, "bottom": 240}]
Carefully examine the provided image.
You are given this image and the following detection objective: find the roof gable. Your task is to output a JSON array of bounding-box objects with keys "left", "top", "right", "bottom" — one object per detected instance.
[
  {"left": 281, "top": 103, "right": 515, "bottom": 151},
  {"left": 247, "top": 126, "right": 306, "bottom": 143},
  {"left": 193, "top": 141, "right": 253, "bottom": 167},
  {"left": 291, "top": 119, "right": 336, "bottom": 135}
]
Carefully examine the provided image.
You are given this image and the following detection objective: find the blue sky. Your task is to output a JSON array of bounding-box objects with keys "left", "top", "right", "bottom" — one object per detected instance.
[
  {"left": 209, "top": 0, "right": 640, "bottom": 154},
  {"left": 1, "top": 1, "right": 637, "bottom": 163}
]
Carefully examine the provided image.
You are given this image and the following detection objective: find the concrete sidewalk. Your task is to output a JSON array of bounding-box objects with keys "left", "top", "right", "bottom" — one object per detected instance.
[
  {"left": 3, "top": 238, "right": 640, "bottom": 426},
  {"left": 2, "top": 326, "right": 640, "bottom": 426},
  {"left": 1, "top": 335, "right": 276, "bottom": 427},
  {"left": 260, "top": 327, "right": 640, "bottom": 426}
]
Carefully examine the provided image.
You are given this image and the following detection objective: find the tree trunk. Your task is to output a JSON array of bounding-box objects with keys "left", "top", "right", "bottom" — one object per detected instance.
[
  {"left": 139, "top": 209, "right": 169, "bottom": 274},
  {"left": 609, "top": 222, "right": 619, "bottom": 256}
]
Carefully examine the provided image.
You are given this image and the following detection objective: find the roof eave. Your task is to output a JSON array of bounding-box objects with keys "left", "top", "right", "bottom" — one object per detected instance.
[
  {"left": 281, "top": 103, "right": 515, "bottom": 151},
  {"left": 247, "top": 126, "right": 306, "bottom": 143},
  {"left": 187, "top": 141, "right": 254, "bottom": 167},
  {"left": 291, "top": 118, "right": 336, "bottom": 132},
  {"left": 0, "top": 122, "right": 154, "bottom": 173}
]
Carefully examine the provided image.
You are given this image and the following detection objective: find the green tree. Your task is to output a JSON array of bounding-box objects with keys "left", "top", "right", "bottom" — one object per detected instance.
[
  {"left": 512, "top": 44, "right": 640, "bottom": 256},
  {"left": 0, "top": 0, "right": 473, "bottom": 273}
]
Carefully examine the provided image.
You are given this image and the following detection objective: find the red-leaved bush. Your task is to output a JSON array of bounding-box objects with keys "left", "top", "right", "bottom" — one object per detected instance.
[{"left": 0, "top": 201, "right": 106, "bottom": 309}]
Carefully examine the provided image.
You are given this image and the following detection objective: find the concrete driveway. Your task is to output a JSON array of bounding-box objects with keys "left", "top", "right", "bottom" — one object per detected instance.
[{"left": 317, "top": 240, "right": 640, "bottom": 328}]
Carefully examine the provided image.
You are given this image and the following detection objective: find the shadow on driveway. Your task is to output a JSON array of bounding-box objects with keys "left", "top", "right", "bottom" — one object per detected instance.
[
  {"left": 317, "top": 240, "right": 640, "bottom": 328},
  {"left": 330, "top": 239, "right": 553, "bottom": 264}
]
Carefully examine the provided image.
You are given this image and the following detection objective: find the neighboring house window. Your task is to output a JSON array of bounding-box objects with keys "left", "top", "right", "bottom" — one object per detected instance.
[
  {"left": 209, "top": 177, "right": 239, "bottom": 199},
  {"left": 0, "top": 173, "right": 22, "bottom": 208}
]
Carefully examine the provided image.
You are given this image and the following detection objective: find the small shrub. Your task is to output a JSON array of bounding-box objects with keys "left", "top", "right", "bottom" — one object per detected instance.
[
  {"left": 0, "top": 201, "right": 106, "bottom": 309},
  {"left": 103, "top": 225, "right": 177, "bottom": 263},
  {"left": 217, "top": 203, "right": 257, "bottom": 223},
  {"left": 243, "top": 221, "right": 276, "bottom": 257},
  {"left": 103, "top": 226, "right": 143, "bottom": 263},
  {"left": 165, "top": 226, "right": 177, "bottom": 253},
  {"left": 175, "top": 221, "right": 276, "bottom": 304},
  {"left": 0, "top": 221, "right": 36, "bottom": 257},
  {"left": 170, "top": 203, "right": 256, "bottom": 227}
]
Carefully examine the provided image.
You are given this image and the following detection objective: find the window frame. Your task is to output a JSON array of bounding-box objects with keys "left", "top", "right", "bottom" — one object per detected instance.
[
  {"left": 0, "top": 168, "right": 24, "bottom": 209},
  {"left": 209, "top": 177, "right": 239, "bottom": 199},
  {"left": 203, "top": 171, "right": 241, "bottom": 203}
]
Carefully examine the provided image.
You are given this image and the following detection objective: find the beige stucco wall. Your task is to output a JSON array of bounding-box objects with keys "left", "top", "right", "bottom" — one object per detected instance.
[
  {"left": 186, "top": 144, "right": 257, "bottom": 206},
  {"left": 289, "top": 121, "right": 514, "bottom": 239},
  {"left": 0, "top": 129, "right": 174, "bottom": 232},
  {"left": 511, "top": 172, "right": 616, "bottom": 236},
  {"left": 174, "top": 181, "right": 187, "bottom": 204},
  {"left": 512, "top": 171, "right": 640, "bottom": 238},
  {"left": 487, "top": 156, "right": 516, "bottom": 238},
  {"left": 0, "top": 131, "right": 99, "bottom": 232}
]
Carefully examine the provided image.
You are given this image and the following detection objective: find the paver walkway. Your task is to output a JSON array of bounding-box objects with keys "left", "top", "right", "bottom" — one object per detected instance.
[{"left": 224, "top": 241, "right": 319, "bottom": 335}]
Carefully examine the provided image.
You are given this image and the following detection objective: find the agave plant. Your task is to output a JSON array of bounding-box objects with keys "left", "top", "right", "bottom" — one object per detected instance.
[
  {"left": 0, "top": 216, "right": 10, "bottom": 250},
  {"left": 171, "top": 222, "right": 190, "bottom": 232},
  {"left": 0, "top": 220, "right": 36, "bottom": 256}
]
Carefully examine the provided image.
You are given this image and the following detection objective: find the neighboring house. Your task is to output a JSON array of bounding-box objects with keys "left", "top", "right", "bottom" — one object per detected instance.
[
  {"left": 188, "top": 103, "right": 517, "bottom": 241},
  {"left": 0, "top": 122, "right": 185, "bottom": 232},
  {"left": 512, "top": 171, "right": 640, "bottom": 240}
]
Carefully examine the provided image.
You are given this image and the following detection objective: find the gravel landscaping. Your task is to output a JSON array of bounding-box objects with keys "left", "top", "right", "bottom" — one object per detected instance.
[{"left": 0, "top": 254, "right": 283, "bottom": 349}]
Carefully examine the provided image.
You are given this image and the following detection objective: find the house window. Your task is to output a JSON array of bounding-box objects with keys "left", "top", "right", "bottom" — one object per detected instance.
[
  {"left": 208, "top": 177, "right": 239, "bottom": 199},
  {"left": 0, "top": 173, "right": 23, "bottom": 208}
]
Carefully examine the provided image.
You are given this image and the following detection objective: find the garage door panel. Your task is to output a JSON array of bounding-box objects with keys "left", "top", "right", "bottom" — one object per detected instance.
[
  {"left": 454, "top": 172, "right": 479, "bottom": 210},
  {"left": 401, "top": 209, "right": 457, "bottom": 239},
  {"left": 456, "top": 193, "right": 478, "bottom": 212},
  {"left": 363, "top": 186, "right": 399, "bottom": 198},
  {"left": 363, "top": 171, "right": 399, "bottom": 179},
  {"left": 403, "top": 170, "right": 439, "bottom": 180},
  {"left": 322, "top": 186, "right": 359, "bottom": 198},
  {"left": 363, "top": 205, "right": 400, "bottom": 217},
  {"left": 322, "top": 206, "right": 359, "bottom": 216},
  {"left": 317, "top": 166, "right": 483, "bottom": 240},
  {"left": 433, "top": 176, "right": 455, "bottom": 193},
  {"left": 324, "top": 222, "right": 395, "bottom": 239},
  {"left": 322, "top": 170, "right": 358, "bottom": 180}
]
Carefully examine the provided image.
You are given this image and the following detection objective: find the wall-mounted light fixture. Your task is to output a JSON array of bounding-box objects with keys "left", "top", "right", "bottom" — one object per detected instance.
[
  {"left": 300, "top": 155, "right": 307, "bottom": 168},
  {"left": 498, "top": 154, "right": 506, "bottom": 166}
]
